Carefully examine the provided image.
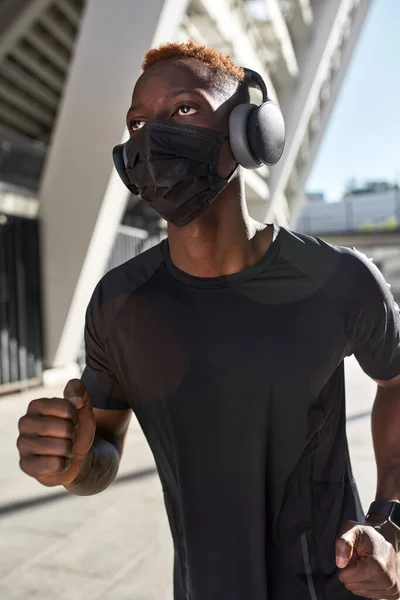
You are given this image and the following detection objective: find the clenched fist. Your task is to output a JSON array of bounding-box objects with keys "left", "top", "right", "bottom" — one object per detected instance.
[
  {"left": 17, "top": 379, "right": 96, "bottom": 487},
  {"left": 336, "top": 521, "right": 400, "bottom": 598}
]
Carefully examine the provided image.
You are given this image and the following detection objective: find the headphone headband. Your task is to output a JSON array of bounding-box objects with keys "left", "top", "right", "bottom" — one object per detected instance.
[{"left": 243, "top": 68, "right": 269, "bottom": 103}]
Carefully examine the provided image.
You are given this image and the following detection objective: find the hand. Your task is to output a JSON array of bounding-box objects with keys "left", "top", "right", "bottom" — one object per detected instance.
[
  {"left": 336, "top": 520, "right": 400, "bottom": 598},
  {"left": 17, "top": 379, "right": 96, "bottom": 487}
]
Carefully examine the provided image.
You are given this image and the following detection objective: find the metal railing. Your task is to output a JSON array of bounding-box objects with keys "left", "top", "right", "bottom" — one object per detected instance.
[
  {"left": 106, "top": 224, "right": 166, "bottom": 272},
  {"left": 0, "top": 214, "right": 43, "bottom": 393}
]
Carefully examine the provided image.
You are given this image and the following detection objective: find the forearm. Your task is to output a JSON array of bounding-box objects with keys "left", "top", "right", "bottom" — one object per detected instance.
[
  {"left": 65, "top": 434, "right": 121, "bottom": 496},
  {"left": 372, "top": 383, "right": 400, "bottom": 501}
]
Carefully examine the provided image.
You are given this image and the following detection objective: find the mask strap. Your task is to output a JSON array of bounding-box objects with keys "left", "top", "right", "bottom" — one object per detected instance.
[
  {"left": 222, "top": 134, "right": 239, "bottom": 182},
  {"left": 226, "top": 162, "right": 239, "bottom": 183}
]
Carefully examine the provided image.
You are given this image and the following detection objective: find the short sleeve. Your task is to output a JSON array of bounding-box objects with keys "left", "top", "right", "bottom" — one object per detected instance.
[
  {"left": 81, "top": 281, "right": 129, "bottom": 410},
  {"left": 346, "top": 249, "right": 400, "bottom": 381}
]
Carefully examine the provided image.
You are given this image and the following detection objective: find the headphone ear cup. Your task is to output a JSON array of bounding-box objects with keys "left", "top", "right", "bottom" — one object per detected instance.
[
  {"left": 228, "top": 104, "right": 263, "bottom": 169},
  {"left": 112, "top": 144, "right": 139, "bottom": 195},
  {"left": 247, "top": 101, "right": 285, "bottom": 166}
]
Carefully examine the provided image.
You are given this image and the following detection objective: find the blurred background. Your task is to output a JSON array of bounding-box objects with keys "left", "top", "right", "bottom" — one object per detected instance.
[{"left": 0, "top": 0, "right": 398, "bottom": 598}]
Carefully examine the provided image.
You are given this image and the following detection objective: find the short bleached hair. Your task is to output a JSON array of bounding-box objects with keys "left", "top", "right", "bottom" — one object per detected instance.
[{"left": 142, "top": 40, "right": 245, "bottom": 83}]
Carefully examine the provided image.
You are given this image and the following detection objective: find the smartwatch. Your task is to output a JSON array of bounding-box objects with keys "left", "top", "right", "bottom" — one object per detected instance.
[{"left": 367, "top": 500, "right": 400, "bottom": 531}]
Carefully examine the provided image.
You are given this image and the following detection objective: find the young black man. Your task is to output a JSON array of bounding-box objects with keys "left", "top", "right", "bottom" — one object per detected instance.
[{"left": 17, "top": 41, "right": 400, "bottom": 600}]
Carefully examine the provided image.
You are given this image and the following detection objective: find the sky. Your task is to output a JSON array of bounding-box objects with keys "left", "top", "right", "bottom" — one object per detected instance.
[{"left": 306, "top": 0, "right": 400, "bottom": 202}]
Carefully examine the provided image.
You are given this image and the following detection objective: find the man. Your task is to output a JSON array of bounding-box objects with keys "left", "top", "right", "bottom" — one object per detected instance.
[{"left": 17, "top": 41, "right": 400, "bottom": 599}]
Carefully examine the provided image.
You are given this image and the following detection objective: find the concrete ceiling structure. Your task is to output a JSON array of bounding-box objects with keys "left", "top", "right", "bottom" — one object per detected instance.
[{"left": 0, "top": 0, "right": 85, "bottom": 142}]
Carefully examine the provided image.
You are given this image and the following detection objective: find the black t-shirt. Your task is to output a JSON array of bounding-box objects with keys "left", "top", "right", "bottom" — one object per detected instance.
[{"left": 81, "top": 226, "right": 400, "bottom": 600}]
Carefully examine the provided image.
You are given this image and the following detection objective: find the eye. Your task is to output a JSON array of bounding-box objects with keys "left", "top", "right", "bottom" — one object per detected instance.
[
  {"left": 175, "top": 105, "right": 198, "bottom": 116},
  {"left": 129, "top": 119, "right": 145, "bottom": 132}
]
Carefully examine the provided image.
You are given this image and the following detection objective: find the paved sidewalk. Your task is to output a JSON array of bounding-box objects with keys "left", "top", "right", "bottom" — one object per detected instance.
[{"left": 0, "top": 357, "right": 377, "bottom": 599}]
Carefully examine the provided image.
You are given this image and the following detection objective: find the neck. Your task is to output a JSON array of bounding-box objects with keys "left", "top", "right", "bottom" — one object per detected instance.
[{"left": 167, "top": 177, "right": 272, "bottom": 278}]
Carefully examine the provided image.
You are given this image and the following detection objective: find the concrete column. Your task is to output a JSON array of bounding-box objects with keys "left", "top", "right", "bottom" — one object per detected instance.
[
  {"left": 266, "top": 0, "right": 371, "bottom": 222},
  {"left": 39, "top": 0, "right": 189, "bottom": 369},
  {"left": 289, "top": 0, "right": 371, "bottom": 226}
]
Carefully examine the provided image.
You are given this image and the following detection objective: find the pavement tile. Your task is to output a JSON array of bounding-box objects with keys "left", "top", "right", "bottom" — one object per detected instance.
[
  {"left": 0, "top": 529, "right": 57, "bottom": 580},
  {"left": 0, "top": 565, "right": 107, "bottom": 600},
  {"left": 37, "top": 483, "right": 170, "bottom": 579}
]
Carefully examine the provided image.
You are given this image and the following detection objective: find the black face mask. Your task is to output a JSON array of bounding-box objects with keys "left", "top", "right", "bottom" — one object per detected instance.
[{"left": 124, "top": 120, "right": 235, "bottom": 227}]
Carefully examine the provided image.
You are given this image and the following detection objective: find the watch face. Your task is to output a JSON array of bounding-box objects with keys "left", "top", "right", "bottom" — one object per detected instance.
[{"left": 390, "top": 502, "right": 400, "bottom": 529}]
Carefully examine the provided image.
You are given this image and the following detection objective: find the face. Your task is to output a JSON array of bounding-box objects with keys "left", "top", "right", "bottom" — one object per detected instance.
[{"left": 126, "top": 58, "right": 238, "bottom": 178}]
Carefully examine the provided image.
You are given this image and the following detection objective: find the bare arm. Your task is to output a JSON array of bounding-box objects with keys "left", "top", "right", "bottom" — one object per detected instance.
[
  {"left": 372, "top": 375, "right": 400, "bottom": 502},
  {"left": 65, "top": 407, "right": 132, "bottom": 496}
]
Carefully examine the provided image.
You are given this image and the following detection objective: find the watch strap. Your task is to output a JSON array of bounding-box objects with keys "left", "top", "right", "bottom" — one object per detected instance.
[{"left": 367, "top": 500, "right": 394, "bottom": 519}]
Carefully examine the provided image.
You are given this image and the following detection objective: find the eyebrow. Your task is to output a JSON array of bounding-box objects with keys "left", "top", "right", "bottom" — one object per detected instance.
[{"left": 127, "top": 89, "right": 207, "bottom": 114}]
